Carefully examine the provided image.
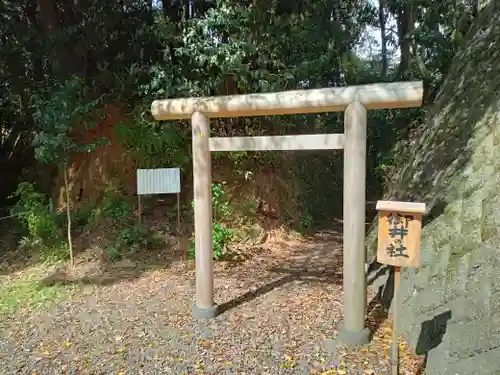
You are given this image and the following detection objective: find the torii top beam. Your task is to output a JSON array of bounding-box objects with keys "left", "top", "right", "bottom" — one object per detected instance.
[{"left": 151, "top": 81, "right": 423, "bottom": 120}]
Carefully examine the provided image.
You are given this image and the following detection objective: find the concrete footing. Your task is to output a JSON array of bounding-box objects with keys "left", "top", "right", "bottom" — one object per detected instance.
[
  {"left": 192, "top": 304, "right": 218, "bottom": 319},
  {"left": 338, "top": 325, "right": 371, "bottom": 346}
]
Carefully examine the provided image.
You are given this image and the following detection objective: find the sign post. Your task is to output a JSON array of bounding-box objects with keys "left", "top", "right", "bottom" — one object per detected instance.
[
  {"left": 375, "top": 200, "right": 426, "bottom": 375},
  {"left": 136, "top": 168, "right": 181, "bottom": 232}
]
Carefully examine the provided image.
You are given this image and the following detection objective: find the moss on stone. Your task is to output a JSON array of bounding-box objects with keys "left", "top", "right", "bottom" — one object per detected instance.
[{"left": 366, "top": 5, "right": 500, "bottom": 372}]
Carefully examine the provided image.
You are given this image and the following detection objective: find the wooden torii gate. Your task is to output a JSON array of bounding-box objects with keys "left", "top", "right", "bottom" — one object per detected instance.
[{"left": 151, "top": 81, "right": 423, "bottom": 346}]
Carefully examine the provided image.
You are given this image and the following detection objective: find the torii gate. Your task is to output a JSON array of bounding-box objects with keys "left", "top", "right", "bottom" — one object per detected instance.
[{"left": 151, "top": 81, "right": 423, "bottom": 346}]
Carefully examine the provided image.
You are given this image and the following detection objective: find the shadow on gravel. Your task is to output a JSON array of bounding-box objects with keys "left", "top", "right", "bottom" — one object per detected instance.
[
  {"left": 218, "top": 227, "right": 344, "bottom": 314},
  {"left": 218, "top": 267, "right": 344, "bottom": 315}
]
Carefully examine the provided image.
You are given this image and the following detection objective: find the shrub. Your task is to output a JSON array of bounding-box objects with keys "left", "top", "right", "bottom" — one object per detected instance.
[
  {"left": 10, "top": 182, "right": 66, "bottom": 259},
  {"left": 188, "top": 182, "right": 233, "bottom": 260}
]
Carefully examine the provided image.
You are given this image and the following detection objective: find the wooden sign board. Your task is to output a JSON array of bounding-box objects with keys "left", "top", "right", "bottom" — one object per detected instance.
[{"left": 375, "top": 200, "right": 426, "bottom": 268}]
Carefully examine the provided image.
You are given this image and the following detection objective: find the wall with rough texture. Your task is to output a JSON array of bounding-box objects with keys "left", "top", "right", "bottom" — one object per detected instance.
[{"left": 366, "top": 3, "right": 500, "bottom": 374}]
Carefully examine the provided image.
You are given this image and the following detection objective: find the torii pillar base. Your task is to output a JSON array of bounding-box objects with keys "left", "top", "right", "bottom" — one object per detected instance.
[
  {"left": 338, "top": 325, "right": 371, "bottom": 346},
  {"left": 192, "top": 304, "right": 218, "bottom": 319}
]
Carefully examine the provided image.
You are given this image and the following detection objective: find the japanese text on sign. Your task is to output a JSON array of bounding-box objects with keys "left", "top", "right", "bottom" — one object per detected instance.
[
  {"left": 386, "top": 212, "right": 414, "bottom": 258},
  {"left": 375, "top": 201, "right": 426, "bottom": 268}
]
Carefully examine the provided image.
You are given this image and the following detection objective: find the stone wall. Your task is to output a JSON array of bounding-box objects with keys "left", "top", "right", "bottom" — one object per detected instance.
[{"left": 367, "top": 2, "right": 500, "bottom": 374}]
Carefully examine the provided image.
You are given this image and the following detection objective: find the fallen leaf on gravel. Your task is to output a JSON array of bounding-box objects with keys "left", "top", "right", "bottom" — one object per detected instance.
[
  {"left": 1, "top": 230, "right": 423, "bottom": 375},
  {"left": 198, "top": 339, "right": 211, "bottom": 348},
  {"left": 279, "top": 361, "right": 296, "bottom": 369}
]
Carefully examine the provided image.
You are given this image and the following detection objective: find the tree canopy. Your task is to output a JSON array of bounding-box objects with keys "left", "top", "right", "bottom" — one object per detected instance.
[{"left": 0, "top": 0, "right": 478, "bottom": 203}]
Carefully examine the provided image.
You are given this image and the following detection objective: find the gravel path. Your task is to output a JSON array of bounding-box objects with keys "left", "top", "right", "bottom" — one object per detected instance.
[{"left": 0, "top": 231, "right": 421, "bottom": 374}]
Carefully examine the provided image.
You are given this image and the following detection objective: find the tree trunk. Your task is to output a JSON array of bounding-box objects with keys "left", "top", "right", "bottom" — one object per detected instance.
[
  {"left": 25, "top": 0, "right": 44, "bottom": 82},
  {"left": 37, "top": 0, "right": 59, "bottom": 32},
  {"left": 397, "top": 1, "right": 415, "bottom": 79},
  {"left": 63, "top": 162, "right": 74, "bottom": 267},
  {"left": 378, "top": 0, "right": 388, "bottom": 78},
  {"left": 37, "top": 0, "right": 77, "bottom": 78}
]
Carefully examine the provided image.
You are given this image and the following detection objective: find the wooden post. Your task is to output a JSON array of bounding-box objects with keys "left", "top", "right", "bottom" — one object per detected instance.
[
  {"left": 391, "top": 266, "right": 401, "bottom": 375},
  {"left": 137, "top": 195, "right": 142, "bottom": 225},
  {"left": 375, "top": 200, "right": 426, "bottom": 374},
  {"left": 191, "top": 111, "right": 217, "bottom": 318},
  {"left": 339, "top": 102, "right": 370, "bottom": 346},
  {"left": 176, "top": 192, "right": 180, "bottom": 234}
]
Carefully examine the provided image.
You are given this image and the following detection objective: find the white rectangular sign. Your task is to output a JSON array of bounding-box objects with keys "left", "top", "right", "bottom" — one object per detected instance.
[{"left": 136, "top": 168, "right": 180, "bottom": 195}]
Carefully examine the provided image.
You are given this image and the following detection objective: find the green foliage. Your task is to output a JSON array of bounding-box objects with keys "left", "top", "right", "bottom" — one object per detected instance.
[
  {"left": 114, "top": 105, "right": 190, "bottom": 170},
  {"left": 0, "top": 0, "right": 481, "bottom": 266},
  {"left": 212, "top": 182, "right": 232, "bottom": 220},
  {"left": 299, "top": 214, "right": 314, "bottom": 231},
  {"left": 71, "top": 206, "right": 93, "bottom": 228},
  {"left": 89, "top": 188, "right": 163, "bottom": 261},
  {"left": 10, "top": 182, "right": 59, "bottom": 241},
  {"left": 107, "top": 224, "right": 158, "bottom": 261},
  {"left": 27, "top": 77, "right": 109, "bottom": 265},
  {"left": 30, "top": 77, "right": 107, "bottom": 164},
  {"left": 10, "top": 182, "right": 66, "bottom": 259},
  {"left": 91, "top": 190, "right": 133, "bottom": 224},
  {"left": 189, "top": 182, "right": 233, "bottom": 260},
  {"left": 211, "top": 223, "right": 233, "bottom": 260},
  {"left": 188, "top": 223, "right": 233, "bottom": 261}
]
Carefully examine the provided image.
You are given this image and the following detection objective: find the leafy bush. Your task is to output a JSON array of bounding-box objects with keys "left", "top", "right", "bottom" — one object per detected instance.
[
  {"left": 212, "top": 182, "right": 232, "bottom": 220},
  {"left": 107, "top": 225, "right": 154, "bottom": 261},
  {"left": 114, "top": 105, "right": 190, "bottom": 171},
  {"left": 211, "top": 223, "right": 233, "bottom": 260},
  {"left": 89, "top": 188, "right": 163, "bottom": 261},
  {"left": 108, "top": 225, "right": 161, "bottom": 262},
  {"left": 99, "top": 194, "right": 133, "bottom": 224},
  {"left": 10, "top": 182, "right": 66, "bottom": 259},
  {"left": 188, "top": 182, "right": 233, "bottom": 260}
]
